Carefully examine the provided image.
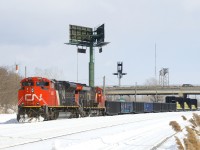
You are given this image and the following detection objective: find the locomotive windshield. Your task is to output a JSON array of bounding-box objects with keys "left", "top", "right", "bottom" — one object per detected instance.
[
  {"left": 36, "top": 81, "right": 49, "bottom": 86},
  {"left": 22, "top": 81, "right": 34, "bottom": 86}
]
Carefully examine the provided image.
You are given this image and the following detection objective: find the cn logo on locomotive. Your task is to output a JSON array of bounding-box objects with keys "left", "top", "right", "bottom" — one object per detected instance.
[{"left": 25, "top": 94, "right": 43, "bottom": 101}]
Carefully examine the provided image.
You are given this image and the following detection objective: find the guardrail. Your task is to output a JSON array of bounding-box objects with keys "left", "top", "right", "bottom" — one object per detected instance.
[{"left": 104, "top": 85, "right": 200, "bottom": 96}]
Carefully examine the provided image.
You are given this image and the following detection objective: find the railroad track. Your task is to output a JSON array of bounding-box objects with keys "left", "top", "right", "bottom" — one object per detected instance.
[
  {"left": 1, "top": 112, "right": 192, "bottom": 150},
  {"left": 1, "top": 115, "right": 163, "bottom": 149}
]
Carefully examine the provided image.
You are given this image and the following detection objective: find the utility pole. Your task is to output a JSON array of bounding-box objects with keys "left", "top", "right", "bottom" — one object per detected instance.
[
  {"left": 89, "top": 45, "right": 94, "bottom": 86},
  {"left": 155, "top": 43, "right": 157, "bottom": 79},
  {"left": 77, "top": 49, "right": 79, "bottom": 82},
  {"left": 135, "top": 82, "right": 137, "bottom": 102},
  {"left": 103, "top": 76, "right": 106, "bottom": 98},
  {"left": 25, "top": 66, "right": 27, "bottom": 78},
  {"left": 155, "top": 43, "right": 158, "bottom": 102}
]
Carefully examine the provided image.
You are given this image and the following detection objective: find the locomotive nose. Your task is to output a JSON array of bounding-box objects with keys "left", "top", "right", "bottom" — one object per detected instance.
[{"left": 25, "top": 87, "right": 34, "bottom": 93}]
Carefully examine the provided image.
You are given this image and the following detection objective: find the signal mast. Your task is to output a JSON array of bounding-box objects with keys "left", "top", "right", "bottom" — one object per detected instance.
[{"left": 113, "top": 62, "right": 127, "bottom": 87}]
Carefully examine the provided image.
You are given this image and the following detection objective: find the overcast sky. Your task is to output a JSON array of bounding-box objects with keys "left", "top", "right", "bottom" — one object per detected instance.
[{"left": 1, "top": 0, "right": 200, "bottom": 86}]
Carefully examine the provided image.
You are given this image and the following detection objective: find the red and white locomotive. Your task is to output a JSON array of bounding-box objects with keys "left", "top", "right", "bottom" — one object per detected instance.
[{"left": 17, "top": 77, "right": 105, "bottom": 121}]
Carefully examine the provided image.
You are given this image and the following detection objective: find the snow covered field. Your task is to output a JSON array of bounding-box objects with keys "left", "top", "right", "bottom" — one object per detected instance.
[{"left": 0, "top": 111, "right": 199, "bottom": 150}]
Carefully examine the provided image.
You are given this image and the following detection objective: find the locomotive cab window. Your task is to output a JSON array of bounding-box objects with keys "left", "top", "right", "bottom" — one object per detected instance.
[
  {"left": 36, "top": 81, "right": 49, "bottom": 87},
  {"left": 22, "top": 81, "right": 34, "bottom": 86},
  {"left": 50, "top": 82, "right": 55, "bottom": 89}
]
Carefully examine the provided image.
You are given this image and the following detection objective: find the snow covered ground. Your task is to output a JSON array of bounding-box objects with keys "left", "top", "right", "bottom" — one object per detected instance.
[{"left": 0, "top": 111, "right": 199, "bottom": 150}]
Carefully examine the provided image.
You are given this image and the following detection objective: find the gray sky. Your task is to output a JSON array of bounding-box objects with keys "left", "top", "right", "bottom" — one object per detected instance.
[{"left": 1, "top": 0, "right": 200, "bottom": 86}]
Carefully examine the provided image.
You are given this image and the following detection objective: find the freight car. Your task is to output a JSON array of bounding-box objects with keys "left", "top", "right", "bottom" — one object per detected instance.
[
  {"left": 105, "top": 97, "right": 198, "bottom": 116},
  {"left": 17, "top": 77, "right": 105, "bottom": 121},
  {"left": 105, "top": 101, "right": 177, "bottom": 115},
  {"left": 17, "top": 77, "right": 198, "bottom": 122},
  {"left": 165, "top": 96, "right": 198, "bottom": 111}
]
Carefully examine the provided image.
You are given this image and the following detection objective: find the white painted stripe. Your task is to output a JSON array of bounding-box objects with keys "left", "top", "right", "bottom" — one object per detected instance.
[
  {"left": 18, "top": 96, "right": 24, "bottom": 105},
  {"left": 56, "top": 90, "right": 60, "bottom": 105}
]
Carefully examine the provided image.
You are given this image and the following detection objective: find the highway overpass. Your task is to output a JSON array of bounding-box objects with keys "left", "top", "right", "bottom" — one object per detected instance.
[{"left": 105, "top": 85, "right": 200, "bottom": 97}]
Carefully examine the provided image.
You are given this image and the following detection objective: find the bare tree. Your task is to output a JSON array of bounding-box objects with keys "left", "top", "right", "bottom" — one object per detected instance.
[
  {"left": 144, "top": 77, "right": 164, "bottom": 102},
  {"left": 34, "top": 67, "right": 64, "bottom": 79},
  {"left": 0, "top": 67, "right": 21, "bottom": 113}
]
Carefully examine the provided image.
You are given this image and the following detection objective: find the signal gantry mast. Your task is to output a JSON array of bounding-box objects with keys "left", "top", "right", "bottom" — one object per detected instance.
[{"left": 65, "top": 24, "right": 109, "bottom": 87}]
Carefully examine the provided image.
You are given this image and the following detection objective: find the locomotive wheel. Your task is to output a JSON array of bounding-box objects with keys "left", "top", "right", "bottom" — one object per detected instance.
[
  {"left": 54, "top": 112, "right": 59, "bottom": 120},
  {"left": 42, "top": 106, "right": 49, "bottom": 121},
  {"left": 46, "top": 109, "right": 59, "bottom": 120},
  {"left": 17, "top": 114, "right": 20, "bottom": 122},
  {"left": 50, "top": 110, "right": 56, "bottom": 120}
]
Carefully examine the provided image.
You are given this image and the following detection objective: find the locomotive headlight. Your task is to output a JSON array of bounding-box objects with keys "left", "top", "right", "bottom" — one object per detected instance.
[
  {"left": 36, "top": 102, "right": 40, "bottom": 105},
  {"left": 31, "top": 88, "right": 34, "bottom": 93}
]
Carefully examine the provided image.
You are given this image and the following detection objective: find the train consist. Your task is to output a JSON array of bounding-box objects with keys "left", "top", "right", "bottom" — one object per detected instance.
[
  {"left": 17, "top": 77, "right": 198, "bottom": 122},
  {"left": 105, "top": 101, "right": 176, "bottom": 115},
  {"left": 17, "top": 77, "right": 105, "bottom": 121},
  {"left": 105, "top": 96, "right": 198, "bottom": 115}
]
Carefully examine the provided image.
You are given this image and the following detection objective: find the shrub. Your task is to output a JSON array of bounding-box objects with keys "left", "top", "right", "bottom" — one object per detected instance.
[
  {"left": 170, "top": 113, "right": 200, "bottom": 150},
  {"left": 169, "top": 121, "right": 182, "bottom": 132}
]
